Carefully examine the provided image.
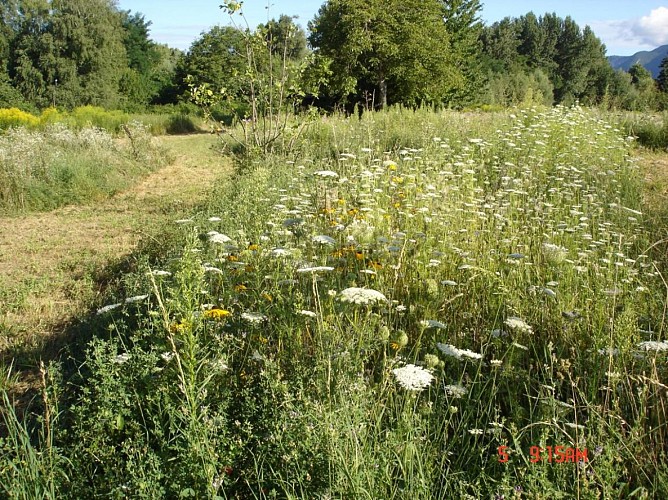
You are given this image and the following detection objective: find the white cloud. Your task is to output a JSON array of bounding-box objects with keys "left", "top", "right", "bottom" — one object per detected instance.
[
  {"left": 590, "top": 7, "right": 668, "bottom": 55},
  {"left": 634, "top": 6, "right": 668, "bottom": 46}
]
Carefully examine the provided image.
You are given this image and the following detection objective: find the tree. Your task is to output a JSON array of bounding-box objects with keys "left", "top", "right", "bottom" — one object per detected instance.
[
  {"left": 439, "top": 0, "right": 484, "bottom": 105},
  {"left": 657, "top": 55, "right": 668, "bottom": 93},
  {"left": 308, "top": 0, "right": 454, "bottom": 108},
  {"left": 176, "top": 25, "right": 246, "bottom": 100},
  {"left": 257, "top": 15, "right": 307, "bottom": 61},
  {"left": 10, "top": 0, "right": 127, "bottom": 108}
]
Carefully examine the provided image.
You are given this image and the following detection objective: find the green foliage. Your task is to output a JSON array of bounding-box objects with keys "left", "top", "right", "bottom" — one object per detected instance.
[
  {"left": 308, "top": 0, "right": 458, "bottom": 108},
  {"left": 481, "top": 13, "right": 616, "bottom": 106},
  {"left": 3, "top": 107, "right": 667, "bottom": 497}
]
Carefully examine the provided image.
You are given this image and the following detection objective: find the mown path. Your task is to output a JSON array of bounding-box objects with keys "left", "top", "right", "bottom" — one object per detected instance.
[{"left": 0, "top": 134, "right": 229, "bottom": 376}]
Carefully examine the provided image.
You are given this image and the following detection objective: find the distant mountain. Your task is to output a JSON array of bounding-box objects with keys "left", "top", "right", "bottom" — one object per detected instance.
[{"left": 608, "top": 45, "right": 668, "bottom": 78}]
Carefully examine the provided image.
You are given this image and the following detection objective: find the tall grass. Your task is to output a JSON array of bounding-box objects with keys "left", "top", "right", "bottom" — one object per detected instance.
[
  {"left": 0, "top": 122, "right": 169, "bottom": 213},
  {"left": 2, "top": 106, "right": 667, "bottom": 497}
]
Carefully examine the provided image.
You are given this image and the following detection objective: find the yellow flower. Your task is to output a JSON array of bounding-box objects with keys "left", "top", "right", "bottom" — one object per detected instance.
[
  {"left": 204, "top": 308, "right": 232, "bottom": 320},
  {"left": 261, "top": 292, "right": 273, "bottom": 302},
  {"left": 170, "top": 320, "right": 192, "bottom": 333},
  {"left": 234, "top": 284, "right": 248, "bottom": 293},
  {"left": 391, "top": 176, "right": 404, "bottom": 184}
]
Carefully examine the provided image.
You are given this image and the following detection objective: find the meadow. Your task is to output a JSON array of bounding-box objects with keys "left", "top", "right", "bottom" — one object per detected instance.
[{"left": 1, "top": 105, "right": 667, "bottom": 498}]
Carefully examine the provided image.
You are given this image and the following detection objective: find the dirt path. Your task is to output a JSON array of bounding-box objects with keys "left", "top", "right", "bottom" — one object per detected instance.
[{"left": 0, "top": 134, "right": 229, "bottom": 361}]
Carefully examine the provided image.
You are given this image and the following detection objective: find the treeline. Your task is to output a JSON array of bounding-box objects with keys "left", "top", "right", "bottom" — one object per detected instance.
[
  {"left": 0, "top": 0, "right": 180, "bottom": 111},
  {"left": 1, "top": 0, "right": 668, "bottom": 114}
]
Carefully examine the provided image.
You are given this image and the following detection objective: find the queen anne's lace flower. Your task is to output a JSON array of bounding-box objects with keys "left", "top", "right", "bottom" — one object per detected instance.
[
  {"left": 339, "top": 287, "right": 387, "bottom": 305},
  {"left": 504, "top": 316, "right": 533, "bottom": 334},
  {"left": 392, "top": 364, "right": 434, "bottom": 392},
  {"left": 437, "top": 343, "right": 482, "bottom": 360}
]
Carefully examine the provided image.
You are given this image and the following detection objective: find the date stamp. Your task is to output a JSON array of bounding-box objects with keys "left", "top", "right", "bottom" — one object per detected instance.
[{"left": 498, "top": 445, "right": 588, "bottom": 464}]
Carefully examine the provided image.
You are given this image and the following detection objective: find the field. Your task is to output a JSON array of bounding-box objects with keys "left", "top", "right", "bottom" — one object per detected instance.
[{"left": 1, "top": 106, "right": 668, "bottom": 498}]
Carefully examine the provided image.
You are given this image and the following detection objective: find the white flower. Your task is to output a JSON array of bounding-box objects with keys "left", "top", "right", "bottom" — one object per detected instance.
[
  {"left": 637, "top": 341, "right": 668, "bottom": 352},
  {"left": 203, "top": 265, "right": 223, "bottom": 274},
  {"left": 312, "top": 235, "right": 336, "bottom": 246},
  {"left": 97, "top": 303, "right": 122, "bottom": 315},
  {"left": 271, "top": 248, "right": 291, "bottom": 257},
  {"left": 298, "top": 309, "right": 317, "bottom": 318},
  {"left": 208, "top": 231, "right": 232, "bottom": 244},
  {"left": 504, "top": 316, "right": 533, "bottom": 334},
  {"left": 161, "top": 352, "right": 175, "bottom": 362},
  {"left": 314, "top": 170, "right": 339, "bottom": 178},
  {"left": 598, "top": 347, "right": 620, "bottom": 356},
  {"left": 421, "top": 320, "right": 447, "bottom": 330},
  {"left": 208, "top": 216, "right": 222, "bottom": 222},
  {"left": 125, "top": 294, "right": 148, "bottom": 304},
  {"left": 150, "top": 270, "right": 172, "bottom": 277},
  {"left": 114, "top": 353, "right": 131, "bottom": 364},
  {"left": 339, "top": 287, "right": 387, "bottom": 305},
  {"left": 241, "top": 312, "right": 268, "bottom": 324},
  {"left": 436, "top": 343, "right": 482, "bottom": 360},
  {"left": 392, "top": 364, "right": 434, "bottom": 392},
  {"left": 443, "top": 384, "right": 468, "bottom": 398},
  {"left": 296, "top": 266, "right": 335, "bottom": 273}
]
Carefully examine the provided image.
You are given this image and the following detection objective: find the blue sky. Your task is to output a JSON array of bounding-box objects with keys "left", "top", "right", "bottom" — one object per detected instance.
[{"left": 116, "top": 1, "right": 668, "bottom": 56}]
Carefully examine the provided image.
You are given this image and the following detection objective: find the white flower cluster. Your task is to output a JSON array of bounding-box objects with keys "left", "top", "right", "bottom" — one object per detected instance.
[
  {"left": 339, "top": 287, "right": 387, "bottom": 305},
  {"left": 392, "top": 364, "right": 434, "bottom": 392},
  {"left": 504, "top": 316, "right": 533, "bottom": 334},
  {"left": 436, "top": 343, "right": 482, "bottom": 360}
]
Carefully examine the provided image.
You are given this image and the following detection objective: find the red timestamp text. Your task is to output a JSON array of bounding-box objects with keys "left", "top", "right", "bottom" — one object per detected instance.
[{"left": 498, "top": 445, "right": 589, "bottom": 464}]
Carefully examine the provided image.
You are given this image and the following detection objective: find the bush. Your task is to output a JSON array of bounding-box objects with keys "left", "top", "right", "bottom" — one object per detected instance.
[{"left": 0, "top": 108, "right": 40, "bottom": 130}]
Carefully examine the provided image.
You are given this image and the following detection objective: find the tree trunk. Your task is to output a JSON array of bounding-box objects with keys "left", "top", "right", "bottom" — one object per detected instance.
[{"left": 378, "top": 74, "right": 387, "bottom": 109}]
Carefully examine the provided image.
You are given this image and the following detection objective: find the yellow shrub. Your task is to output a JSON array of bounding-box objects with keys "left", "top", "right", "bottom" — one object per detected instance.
[
  {"left": 0, "top": 108, "right": 40, "bottom": 130},
  {"left": 39, "top": 107, "right": 64, "bottom": 126}
]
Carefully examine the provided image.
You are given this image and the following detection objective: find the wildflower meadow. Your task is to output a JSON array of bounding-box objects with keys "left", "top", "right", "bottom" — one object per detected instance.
[{"left": 1, "top": 105, "right": 667, "bottom": 498}]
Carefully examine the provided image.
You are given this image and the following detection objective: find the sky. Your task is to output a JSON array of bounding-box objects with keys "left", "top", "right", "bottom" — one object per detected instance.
[{"left": 116, "top": 1, "right": 668, "bottom": 57}]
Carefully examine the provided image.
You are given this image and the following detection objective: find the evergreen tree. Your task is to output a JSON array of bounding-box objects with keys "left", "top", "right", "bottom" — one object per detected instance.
[{"left": 657, "top": 55, "right": 668, "bottom": 93}]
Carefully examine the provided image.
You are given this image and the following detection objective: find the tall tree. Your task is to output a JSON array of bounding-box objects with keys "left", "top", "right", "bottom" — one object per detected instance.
[
  {"left": 439, "top": 0, "right": 484, "bottom": 105},
  {"left": 10, "top": 0, "right": 127, "bottom": 108},
  {"left": 657, "top": 55, "right": 668, "bottom": 93},
  {"left": 176, "top": 25, "right": 246, "bottom": 99},
  {"left": 308, "top": 0, "right": 454, "bottom": 108}
]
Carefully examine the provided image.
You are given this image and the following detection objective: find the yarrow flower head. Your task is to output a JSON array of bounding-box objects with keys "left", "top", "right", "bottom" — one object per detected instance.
[
  {"left": 392, "top": 364, "right": 434, "bottom": 392},
  {"left": 339, "top": 287, "right": 387, "bottom": 305}
]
